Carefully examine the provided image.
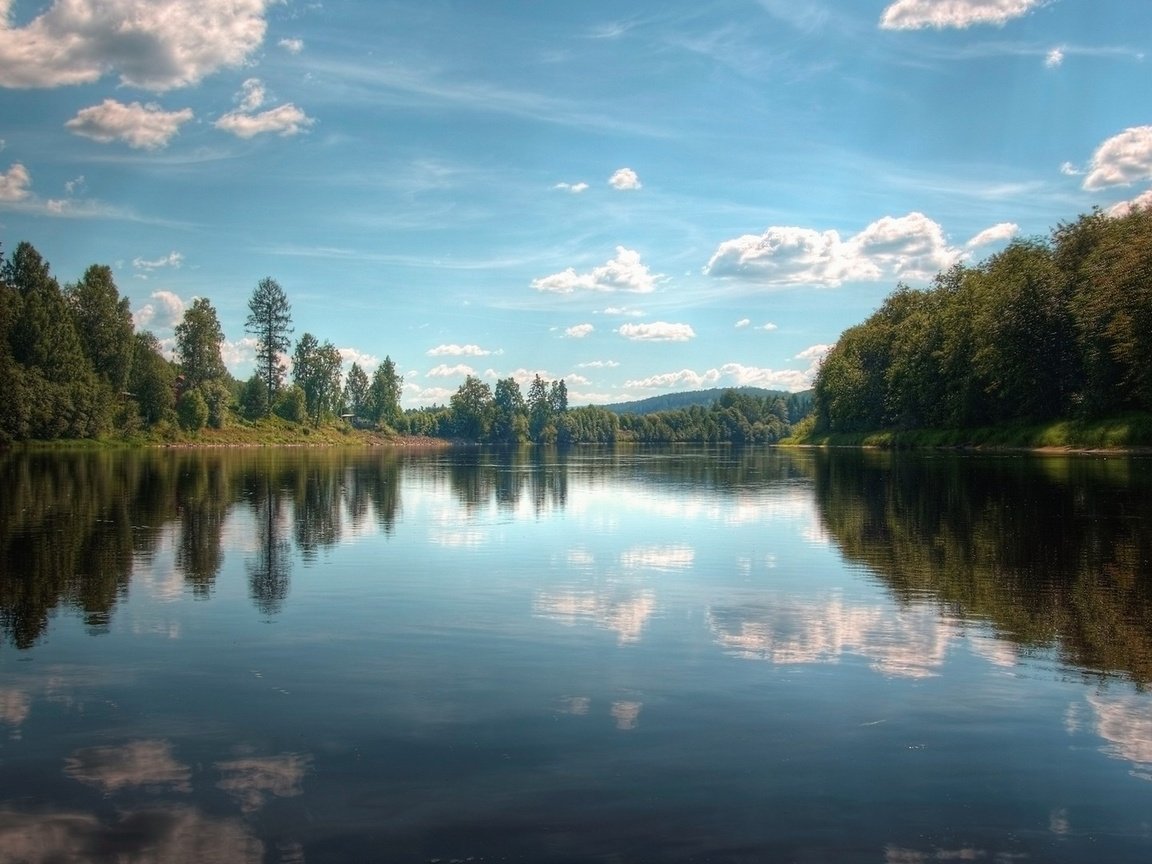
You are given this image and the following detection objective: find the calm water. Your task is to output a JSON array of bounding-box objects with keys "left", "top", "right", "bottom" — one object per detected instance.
[{"left": 1, "top": 446, "right": 1151, "bottom": 863}]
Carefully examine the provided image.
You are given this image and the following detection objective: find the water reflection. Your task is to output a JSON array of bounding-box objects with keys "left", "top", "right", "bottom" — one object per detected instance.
[
  {"left": 65, "top": 739, "right": 192, "bottom": 793},
  {"left": 810, "top": 450, "right": 1152, "bottom": 684}
]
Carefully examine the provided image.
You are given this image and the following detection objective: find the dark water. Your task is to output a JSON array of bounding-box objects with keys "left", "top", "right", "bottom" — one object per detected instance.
[{"left": 1, "top": 446, "right": 1151, "bottom": 863}]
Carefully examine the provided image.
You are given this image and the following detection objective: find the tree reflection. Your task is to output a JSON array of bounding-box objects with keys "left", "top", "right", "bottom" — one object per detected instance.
[
  {"left": 810, "top": 451, "right": 1152, "bottom": 684},
  {"left": 246, "top": 470, "right": 292, "bottom": 616}
]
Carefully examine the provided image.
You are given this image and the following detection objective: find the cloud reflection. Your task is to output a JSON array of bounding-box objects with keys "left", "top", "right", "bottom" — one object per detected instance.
[
  {"left": 709, "top": 595, "right": 958, "bottom": 679},
  {"left": 0, "top": 805, "right": 262, "bottom": 864},
  {"left": 64, "top": 739, "right": 192, "bottom": 794},
  {"left": 619, "top": 544, "right": 695, "bottom": 571},
  {"left": 216, "top": 753, "right": 312, "bottom": 814},
  {"left": 0, "top": 689, "right": 30, "bottom": 728},
  {"left": 1087, "top": 690, "right": 1152, "bottom": 778},
  {"left": 535, "top": 589, "right": 655, "bottom": 644}
]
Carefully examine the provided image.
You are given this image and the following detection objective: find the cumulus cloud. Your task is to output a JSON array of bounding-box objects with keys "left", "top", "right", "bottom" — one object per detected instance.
[
  {"left": 965, "top": 221, "right": 1018, "bottom": 249},
  {"left": 1083, "top": 126, "right": 1152, "bottom": 191},
  {"left": 427, "top": 344, "right": 495, "bottom": 357},
  {"left": 554, "top": 181, "right": 589, "bottom": 193},
  {"left": 879, "top": 0, "right": 1045, "bottom": 30},
  {"left": 1108, "top": 188, "right": 1152, "bottom": 217},
  {"left": 600, "top": 305, "right": 645, "bottom": 317},
  {"left": 133, "top": 290, "right": 186, "bottom": 329},
  {"left": 618, "top": 322, "right": 696, "bottom": 342},
  {"left": 758, "top": 322, "right": 779, "bottom": 332},
  {"left": 0, "top": 0, "right": 273, "bottom": 91},
  {"left": 532, "top": 247, "right": 660, "bottom": 294},
  {"left": 564, "top": 323, "right": 594, "bottom": 338},
  {"left": 428, "top": 363, "right": 474, "bottom": 378},
  {"left": 1060, "top": 161, "right": 1082, "bottom": 176},
  {"left": 735, "top": 318, "right": 751, "bottom": 329},
  {"left": 0, "top": 162, "right": 31, "bottom": 201},
  {"left": 1045, "top": 47, "right": 1064, "bottom": 68},
  {"left": 577, "top": 360, "right": 619, "bottom": 368},
  {"left": 220, "top": 336, "right": 258, "bottom": 369},
  {"left": 796, "top": 344, "right": 834, "bottom": 364},
  {"left": 706, "top": 212, "right": 962, "bottom": 287},
  {"left": 608, "top": 167, "right": 642, "bottom": 190},
  {"left": 236, "top": 78, "right": 266, "bottom": 112},
  {"left": 279, "top": 38, "right": 304, "bottom": 54},
  {"left": 339, "top": 347, "right": 380, "bottom": 369},
  {"left": 626, "top": 362, "right": 814, "bottom": 392},
  {"left": 133, "top": 251, "right": 184, "bottom": 272},
  {"left": 215, "top": 103, "right": 314, "bottom": 139},
  {"left": 65, "top": 99, "right": 194, "bottom": 149}
]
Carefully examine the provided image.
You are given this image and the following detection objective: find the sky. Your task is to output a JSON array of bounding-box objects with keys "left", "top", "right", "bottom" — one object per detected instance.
[{"left": 1, "top": 0, "right": 1150, "bottom": 408}]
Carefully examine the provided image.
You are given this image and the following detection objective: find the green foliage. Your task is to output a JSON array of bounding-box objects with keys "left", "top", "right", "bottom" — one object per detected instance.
[
  {"left": 275, "top": 385, "right": 308, "bottom": 423},
  {"left": 128, "top": 331, "right": 176, "bottom": 426},
  {"left": 813, "top": 208, "right": 1152, "bottom": 435},
  {"left": 177, "top": 387, "right": 210, "bottom": 432},
  {"left": 343, "top": 362, "right": 370, "bottom": 420},
  {"left": 240, "top": 373, "right": 269, "bottom": 421},
  {"left": 292, "top": 333, "right": 344, "bottom": 423},
  {"left": 245, "top": 277, "right": 292, "bottom": 412},
  {"left": 449, "top": 375, "right": 494, "bottom": 440},
  {"left": 66, "top": 264, "right": 135, "bottom": 393},
  {"left": 175, "top": 298, "right": 227, "bottom": 390},
  {"left": 367, "top": 356, "right": 402, "bottom": 428}
]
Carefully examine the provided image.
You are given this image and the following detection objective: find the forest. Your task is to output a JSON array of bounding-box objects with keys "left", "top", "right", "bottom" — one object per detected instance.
[
  {"left": 812, "top": 206, "right": 1152, "bottom": 434},
  {"left": 0, "top": 240, "right": 808, "bottom": 446}
]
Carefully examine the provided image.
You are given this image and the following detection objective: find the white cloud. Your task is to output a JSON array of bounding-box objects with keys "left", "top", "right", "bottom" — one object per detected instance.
[
  {"left": 1083, "top": 126, "right": 1152, "bottom": 191},
  {"left": 427, "top": 343, "right": 494, "bottom": 357},
  {"left": 608, "top": 167, "right": 642, "bottom": 190},
  {"left": 428, "top": 363, "right": 474, "bottom": 378},
  {"left": 758, "top": 322, "right": 779, "bottom": 332},
  {"left": 625, "top": 359, "right": 822, "bottom": 393},
  {"left": 65, "top": 99, "right": 194, "bottom": 150},
  {"left": 0, "top": 0, "right": 273, "bottom": 91},
  {"left": 706, "top": 211, "right": 961, "bottom": 287},
  {"left": 221, "top": 336, "right": 258, "bottom": 369},
  {"left": 564, "top": 323, "right": 594, "bottom": 338},
  {"left": 133, "top": 251, "right": 184, "bottom": 272},
  {"left": 532, "top": 247, "right": 660, "bottom": 294},
  {"left": 795, "top": 344, "right": 834, "bottom": 364},
  {"left": 879, "top": 0, "right": 1045, "bottom": 31},
  {"left": 600, "top": 306, "right": 645, "bottom": 317},
  {"left": 1108, "top": 188, "right": 1152, "bottom": 217},
  {"left": 618, "top": 322, "right": 696, "bottom": 342},
  {"left": 279, "top": 38, "right": 304, "bottom": 54},
  {"left": 965, "top": 221, "right": 1018, "bottom": 249},
  {"left": 1045, "top": 47, "right": 1064, "bottom": 68},
  {"left": 237, "top": 78, "right": 266, "bottom": 112},
  {"left": 215, "top": 103, "right": 314, "bottom": 139},
  {"left": 1060, "top": 161, "right": 1082, "bottom": 176},
  {"left": 735, "top": 318, "right": 751, "bottom": 329},
  {"left": 0, "top": 162, "right": 31, "bottom": 201},
  {"left": 554, "top": 181, "right": 589, "bottom": 193},
  {"left": 132, "top": 290, "right": 186, "bottom": 329},
  {"left": 577, "top": 360, "right": 619, "bottom": 368},
  {"left": 339, "top": 347, "right": 380, "bottom": 369}
]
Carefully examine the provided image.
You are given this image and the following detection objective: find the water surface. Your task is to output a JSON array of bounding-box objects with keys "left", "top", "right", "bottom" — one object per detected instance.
[{"left": 1, "top": 446, "right": 1151, "bottom": 863}]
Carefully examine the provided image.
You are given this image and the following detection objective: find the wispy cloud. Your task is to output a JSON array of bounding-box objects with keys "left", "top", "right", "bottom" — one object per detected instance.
[{"left": 880, "top": 0, "right": 1046, "bottom": 31}]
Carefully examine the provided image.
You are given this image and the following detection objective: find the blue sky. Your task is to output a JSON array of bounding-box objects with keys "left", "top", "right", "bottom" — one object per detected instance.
[{"left": 1, "top": 0, "right": 1150, "bottom": 407}]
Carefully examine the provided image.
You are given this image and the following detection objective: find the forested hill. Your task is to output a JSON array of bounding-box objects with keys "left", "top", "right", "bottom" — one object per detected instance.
[
  {"left": 603, "top": 387, "right": 811, "bottom": 416},
  {"left": 812, "top": 206, "right": 1152, "bottom": 436}
]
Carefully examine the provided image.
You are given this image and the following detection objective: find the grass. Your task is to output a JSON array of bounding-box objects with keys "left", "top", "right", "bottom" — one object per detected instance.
[{"left": 787, "top": 412, "right": 1152, "bottom": 451}]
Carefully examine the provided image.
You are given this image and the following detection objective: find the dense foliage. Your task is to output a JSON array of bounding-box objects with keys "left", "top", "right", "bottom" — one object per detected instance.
[
  {"left": 813, "top": 207, "right": 1152, "bottom": 433},
  {"left": 0, "top": 238, "right": 813, "bottom": 445}
]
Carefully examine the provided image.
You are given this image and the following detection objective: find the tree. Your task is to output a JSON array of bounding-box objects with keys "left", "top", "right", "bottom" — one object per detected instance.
[
  {"left": 450, "top": 375, "right": 493, "bottom": 440},
  {"left": 245, "top": 277, "right": 292, "bottom": 413},
  {"left": 528, "top": 374, "right": 552, "bottom": 442},
  {"left": 368, "top": 356, "right": 403, "bottom": 428},
  {"left": 66, "top": 264, "right": 134, "bottom": 393},
  {"left": 492, "top": 376, "right": 528, "bottom": 443},
  {"left": 343, "top": 362, "right": 370, "bottom": 420},
  {"left": 128, "top": 331, "right": 176, "bottom": 426},
  {"left": 175, "top": 298, "right": 227, "bottom": 390},
  {"left": 292, "top": 333, "right": 343, "bottom": 422}
]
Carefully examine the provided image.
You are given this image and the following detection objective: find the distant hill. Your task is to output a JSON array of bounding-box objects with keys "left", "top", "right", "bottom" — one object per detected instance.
[{"left": 601, "top": 387, "right": 811, "bottom": 416}]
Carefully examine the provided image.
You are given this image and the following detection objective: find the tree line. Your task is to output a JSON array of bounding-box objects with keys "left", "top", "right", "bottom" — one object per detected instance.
[
  {"left": 812, "top": 207, "right": 1152, "bottom": 433},
  {"left": 0, "top": 238, "right": 809, "bottom": 444}
]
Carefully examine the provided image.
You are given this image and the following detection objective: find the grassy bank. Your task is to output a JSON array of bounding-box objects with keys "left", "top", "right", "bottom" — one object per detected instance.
[
  {"left": 785, "top": 412, "right": 1152, "bottom": 451},
  {"left": 11, "top": 417, "right": 450, "bottom": 449}
]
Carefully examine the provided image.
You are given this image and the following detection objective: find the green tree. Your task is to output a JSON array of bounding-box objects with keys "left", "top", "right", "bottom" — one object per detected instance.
[
  {"left": 128, "top": 331, "right": 176, "bottom": 426},
  {"left": 492, "top": 376, "right": 528, "bottom": 443},
  {"left": 367, "top": 356, "right": 403, "bottom": 428},
  {"left": 175, "top": 298, "right": 227, "bottom": 390},
  {"left": 177, "top": 387, "right": 209, "bottom": 431},
  {"left": 450, "top": 375, "right": 493, "bottom": 440},
  {"left": 292, "top": 333, "right": 344, "bottom": 422},
  {"left": 528, "top": 374, "right": 553, "bottom": 442},
  {"left": 245, "top": 277, "right": 292, "bottom": 413},
  {"left": 343, "top": 362, "right": 370, "bottom": 420},
  {"left": 65, "top": 264, "right": 135, "bottom": 393},
  {"left": 240, "top": 372, "right": 269, "bottom": 420}
]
